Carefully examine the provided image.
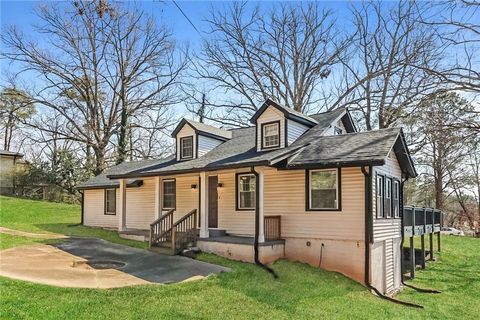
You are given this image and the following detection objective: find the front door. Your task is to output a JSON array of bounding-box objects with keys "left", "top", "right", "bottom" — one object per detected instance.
[{"left": 208, "top": 176, "right": 218, "bottom": 228}]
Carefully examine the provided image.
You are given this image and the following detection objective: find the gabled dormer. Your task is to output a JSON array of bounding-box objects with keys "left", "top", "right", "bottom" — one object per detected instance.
[
  {"left": 171, "top": 119, "right": 232, "bottom": 161},
  {"left": 314, "top": 108, "right": 357, "bottom": 136},
  {"left": 250, "top": 99, "right": 318, "bottom": 151}
]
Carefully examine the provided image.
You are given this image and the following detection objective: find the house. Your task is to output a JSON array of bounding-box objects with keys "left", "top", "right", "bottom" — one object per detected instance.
[
  {"left": 78, "top": 99, "right": 416, "bottom": 295},
  {"left": 0, "top": 150, "right": 25, "bottom": 195}
]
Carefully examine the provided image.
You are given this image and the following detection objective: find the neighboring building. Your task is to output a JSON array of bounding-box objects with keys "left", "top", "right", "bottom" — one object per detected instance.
[
  {"left": 78, "top": 99, "right": 417, "bottom": 295},
  {"left": 0, "top": 150, "right": 24, "bottom": 195}
]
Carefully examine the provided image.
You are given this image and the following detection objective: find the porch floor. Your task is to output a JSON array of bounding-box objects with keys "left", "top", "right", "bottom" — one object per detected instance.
[{"left": 199, "top": 235, "right": 285, "bottom": 246}]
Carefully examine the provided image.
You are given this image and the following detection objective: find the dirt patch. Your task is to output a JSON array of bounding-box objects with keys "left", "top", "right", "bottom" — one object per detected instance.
[{"left": 0, "top": 227, "right": 67, "bottom": 239}]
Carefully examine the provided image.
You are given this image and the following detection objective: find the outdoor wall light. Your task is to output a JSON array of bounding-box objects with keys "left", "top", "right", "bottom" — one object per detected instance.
[
  {"left": 217, "top": 182, "right": 224, "bottom": 188},
  {"left": 191, "top": 184, "right": 197, "bottom": 189}
]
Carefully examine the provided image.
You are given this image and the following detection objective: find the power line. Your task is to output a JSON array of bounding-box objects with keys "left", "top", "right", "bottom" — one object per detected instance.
[{"left": 172, "top": 0, "right": 201, "bottom": 36}]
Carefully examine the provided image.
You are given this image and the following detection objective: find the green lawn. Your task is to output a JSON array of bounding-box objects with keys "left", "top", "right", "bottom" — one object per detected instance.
[
  {"left": 0, "top": 195, "right": 146, "bottom": 249},
  {"left": 1, "top": 196, "right": 479, "bottom": 319}
]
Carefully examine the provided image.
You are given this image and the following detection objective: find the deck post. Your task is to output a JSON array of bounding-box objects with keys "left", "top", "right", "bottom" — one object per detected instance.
[
  {"left": 118, "top": 179, "right": 127, "bottom": 231},
  {"left": 420, "top": 234, "right": 426, "bottom": 269},
  {"left": 258, "top": 169, "right": 265, "bottom": 243},
  {"left": 429, "top": 233, "right": 434, "bottom": 260},
  {"left": 154, "top": 176, "right": 161, "bottom": 219},
  {"left": 199, "top": 172, "right": 209, "bottom": 238},
  {"left": 409, "top": 236, "right": 415, "bottom": 279}
]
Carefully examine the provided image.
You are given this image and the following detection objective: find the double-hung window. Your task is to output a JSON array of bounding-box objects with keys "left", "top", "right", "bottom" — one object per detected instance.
[
  {"left": 393, "top": 180, "right": 400, "bottom": 218},
  {"left": 308, "top": 169, "right": 340, "bottom": 210},
  {"left": 376, "top": 175, "right": 384, "bottom": 218},
  {"left": 163, "top": 179, "right": 176, "bottom": 209},
  {"left": 385, "top": 178, "right": 392, "bottom": 218},
  {"left": 180, "top": 136, "right": 193, "bottom": 159},
  {"left": 237, "top": 173, "right": 256, "bottom": 210},
  {"left": 104, "top": 189, "right": 116, "bottom": 215},
  {"left": 262, "top": 122, "right": 280, "bottom": 148}
]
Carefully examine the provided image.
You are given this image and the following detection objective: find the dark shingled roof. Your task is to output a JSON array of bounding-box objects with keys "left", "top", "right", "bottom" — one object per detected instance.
[
  {"left": 171, "top": 118, "right": 232, "bottom": 140},
  {"left": 79, "top": 107, "right": 415, "bottom": 188},
  {"left": 250, "top": 98, "right": 318, "bottom": 126},
  {"left": 77, "top": 158, "right": 172, "bottom": 189},
  {"left": 285, "top": 127, "right": 416, "bottom": 177}
]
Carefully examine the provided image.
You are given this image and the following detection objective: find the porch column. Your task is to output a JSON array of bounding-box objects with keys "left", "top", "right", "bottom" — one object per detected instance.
[
  {"left": 118, "top": 179, "right": 127, "bottom": 231},
  {"left": 199, "top": 172, "right": 209, "bottom": 238},
  {"left": 154, "top": 176, "right": 161, "bottom": 219},
  {"left": 258, "top": 169, "right": 265, "bottom": 243}
]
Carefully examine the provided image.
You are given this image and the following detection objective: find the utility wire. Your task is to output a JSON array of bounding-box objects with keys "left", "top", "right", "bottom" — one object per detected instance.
[{"left": 172, "top": 0, "right": 201, "bottom": 36}]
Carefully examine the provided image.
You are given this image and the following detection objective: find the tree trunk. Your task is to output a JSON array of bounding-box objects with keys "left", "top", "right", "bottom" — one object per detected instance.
[{"left": 94, "top": 147, "right": 106, "bottom": 175}]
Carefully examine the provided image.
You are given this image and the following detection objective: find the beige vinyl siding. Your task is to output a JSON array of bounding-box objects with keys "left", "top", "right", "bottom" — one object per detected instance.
[
  {"left": 176, "top": 124, "right": 196, "bottom": 160},
  {"left": 198, "top": 135, "right": 222, "bottom": 157},
  {"left": 256, "top": 106, "right": 285, "bottom": 151},
  {"left": 287, "top": 119, "right": 309, "bottom": 145},
  {"left": 216, "top": 170, "right": 255, "bottom": 235},
  {"left": 125, "top": 178, "right": 155, "bottom": 229},
  {"left": 372, "top": 151, "right": 402, "bottom": 242},
  {"left": 161, "top": 175, "right": 200, "bottom": 223},
  {"left": 83, "top": 189, "right": 118, "bottom": 228},
  {"left": 263, "top": 167, "right": 365, "bottom": 241}
]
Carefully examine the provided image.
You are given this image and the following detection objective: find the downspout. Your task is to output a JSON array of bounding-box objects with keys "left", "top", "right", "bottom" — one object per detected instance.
[
  {"left": 361, "top": 166, "right": 423, "bottom": 308},
  {"left": 400, "top": 175, "right": 441, "bottom": 294},
  {"left": 80, "top": 190, "right": 84, "bottom": 225},
  {"left": 251, "top": 166, "right": 278, "bottom": 278}
]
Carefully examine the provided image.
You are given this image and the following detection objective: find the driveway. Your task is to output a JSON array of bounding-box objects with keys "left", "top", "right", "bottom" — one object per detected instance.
[{"left": 0, "top": 238, "right": 229, "bottom": 288}]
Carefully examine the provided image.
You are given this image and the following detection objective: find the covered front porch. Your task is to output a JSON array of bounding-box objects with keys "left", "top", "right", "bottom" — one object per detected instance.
[{"left": 115, "top": 169, "right": 284, "bottom": 259}]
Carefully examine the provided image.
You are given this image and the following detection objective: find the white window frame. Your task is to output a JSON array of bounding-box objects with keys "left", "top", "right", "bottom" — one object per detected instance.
[
  {"left": 334, "top": 126, "right": 343, "bottom": 135},
  {"left": 104, "top": 188, "right": 116, "bottom": 215},
  {"left": 262, "top": 122, "right": 280, "bottom": 149},
  {"left": 393, "top": 180, "right": 400, "bottom": 218},
  {"left": 385, "top": 177, "right": 392, "bottom": 218},
  {"left": 376, "top": 175, "right": 384, "bottom": 218},
  {"left": 237, "top": 173, "right": 256, "bottom": 210},
  {"left": 308, "top": 168, "right": 339, "bottom": 210},
  {"left": 180, "top": 136, "right": 193, "bottom": 159}
]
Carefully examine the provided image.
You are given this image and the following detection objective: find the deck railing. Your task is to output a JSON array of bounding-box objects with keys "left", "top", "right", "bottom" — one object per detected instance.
[
  {"left": 264, "top": 215, "right": 281, "bottom": 241},
  {"left": 171, "top": 209, "right": 197, "bottom": 254},
  {"left": 149, "top": 209, "right": 174, "bottom": 248},
  {"left": 402, "top": 206, "right": 443, "bottom": 279}
]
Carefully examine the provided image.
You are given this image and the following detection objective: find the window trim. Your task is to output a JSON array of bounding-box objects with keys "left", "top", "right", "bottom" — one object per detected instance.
[
  {"left": 261, "top": 120, "right": 281, "bottom": 149},
  {"left": 376, "top": 174, "right": 385, "bottom": 219},
  {"left": 104, "top": 188, "right": 116, "bottom": 215},
  {"left": 385, "top": 177, "right": 392, "bottom": 218},
  {"left": 162, "top": 178, "right": 176, "bottom": 210},
  {"left": 179, "top": 136, "right": 194, "bottom": 160},
  {"left": 305, "top": 168, "right": 342, "bottom": 212},
  {"left": 235, "top": 172, "right": 256, "bottom": 211},
  {"left": 393, "top": 179, "right": 400, "bottom": 219},
  {"left": 334, "top": 126, "right": 343, "bottom": 135}
]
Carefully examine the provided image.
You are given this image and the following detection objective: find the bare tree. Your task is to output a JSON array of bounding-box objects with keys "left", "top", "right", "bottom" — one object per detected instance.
[
  {"left": 329, "top": 1, "right": 442, "bottom": 130},
  {"left": 2, "top": 1, "right": 185, "bottom": 174},
  {"left": 0, "top": 87, "right": 35, "bottom": 151},
  {"left": 192, "top": 2, "right": 350, "bottom": 126}
]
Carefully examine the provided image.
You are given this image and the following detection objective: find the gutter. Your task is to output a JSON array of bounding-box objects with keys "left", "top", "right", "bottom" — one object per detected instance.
[
  {"left": 361, "top": 166, "right": 423, "bottom": 308},
  {"left": 251, "top": 166, "right": 278, "bottom": 279}
]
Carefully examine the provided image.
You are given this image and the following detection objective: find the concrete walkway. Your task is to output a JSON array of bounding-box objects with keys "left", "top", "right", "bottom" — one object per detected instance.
[{"left": 0, "top": 237, "right": 229, "bottom": 288}]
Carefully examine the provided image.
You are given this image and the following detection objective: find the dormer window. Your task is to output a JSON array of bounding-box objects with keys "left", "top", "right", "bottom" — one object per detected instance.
[
  {"left": 262, "top": 121, "right": 280, "bottom": 149},
  {"left": 180, "top": 136, "right": 193, "bottom": 159},
  {"left": 334, "top": 126, "right": 343, "bottom": 135}
]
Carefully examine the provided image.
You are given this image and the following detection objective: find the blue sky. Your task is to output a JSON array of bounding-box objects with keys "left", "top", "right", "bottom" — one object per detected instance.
[{"left": 1, "top": 1, "right": 352, "bottom": 52}]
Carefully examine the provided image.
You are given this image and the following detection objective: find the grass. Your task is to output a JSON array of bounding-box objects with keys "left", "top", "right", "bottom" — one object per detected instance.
[
  {"left": 1, "top": 196, "right": 479, "bottom": 319},
  {"left": 0, "top": 195, "right": 146, "bottom": 249}
]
